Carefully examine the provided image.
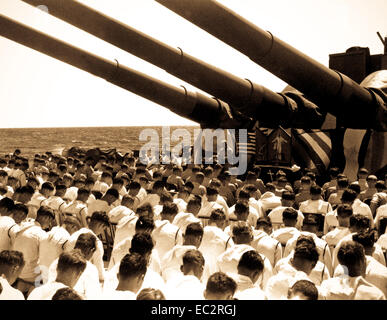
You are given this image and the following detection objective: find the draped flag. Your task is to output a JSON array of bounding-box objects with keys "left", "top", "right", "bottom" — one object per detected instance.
[{"left": 291, "top": 129, "right": 332, "bottom": 173}]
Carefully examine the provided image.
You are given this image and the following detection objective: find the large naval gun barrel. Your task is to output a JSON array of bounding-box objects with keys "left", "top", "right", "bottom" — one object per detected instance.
[
  {"left": 0, "top": 14, "right": 241, "bottom": 129},
  {"left": 155, "top": 0, "right": 387, "bottom": 131},
  {"left": 19, "top": 0, "right": 325, "bottom": 129}
]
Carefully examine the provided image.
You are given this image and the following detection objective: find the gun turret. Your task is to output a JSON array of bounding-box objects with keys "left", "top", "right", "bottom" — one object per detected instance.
[
  {"left": 19, "top": 0, "right": 325, "bottom": 129},
  {"left": 155, "top": 0, "right": 387, "bottom": 131}
]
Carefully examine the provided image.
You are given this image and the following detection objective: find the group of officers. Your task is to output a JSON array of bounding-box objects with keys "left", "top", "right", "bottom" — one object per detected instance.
[{"left": 0, "top": 149, "right": 386, "bottom": 300}]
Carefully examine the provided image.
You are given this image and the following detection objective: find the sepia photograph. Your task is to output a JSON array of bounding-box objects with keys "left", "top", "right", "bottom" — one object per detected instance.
[{"left": 0, "top": 0, "right": 386, "bottom": 308}]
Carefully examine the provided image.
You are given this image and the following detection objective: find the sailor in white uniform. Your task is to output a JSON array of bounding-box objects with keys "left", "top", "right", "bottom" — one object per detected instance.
[
  {"left": 0, "top": 250, "right": 25, "bottom": 300},
  {"left": 161, "top": 222, "right": 207, "bottom": 283},
  {"left": 203, "top": 272, "right": 237, "bottom": 300},
  {"left": 228, "top": 250, "right": 266, "bottom": 300},
  {"left": 48, "top": 233, "right": 101, "bottom": 300},
  {"left": 165, "top": 249, "right": 205, "bottom": 300},
  {"left": 102, "top": 253, "right": 147, "bottom": 300},
  {"left": 320, "top": 241, "right": 385, "bottom": 300},
  {"left": 217, "top": 221, "right": 272, "bottom": 290},
  {"left": 323, "top": 204, "right": 353, "bottom": 252},
  {"left": 152, "top": 203, "right": 181, "bottom": 261},
  {"left": 284, "top": 216, "right": 332, "bottom": 276},
  {"left": 107, "top": 195, "right": 135, "bottom": 225},
  {"left": 104, "top": 233, "right": 166, "bottom": 295},
  {"left": 332, "top": 214, "right": 386, "bottom": 270},
  {"left": 268, "top": 191, "right": 304, "bottom": 230},
  {"left": 198, "top": 187, "right": 223, "bottom": 219},
  {"left": 28, "top": 250, "right": 87, "bottom": 300},
  {"left": 199, "top": 209, "right": 232, "bottom": 276},
  {"left": 275, "top": 235, "right": 330, "bottom": 286},
  {"left": 333, "top": 230, "right": 387, "bottom": 297},
  {"left": 0, "top": 198, "right": 16, "bottom": 252},
  {"left": 287, "top": 279, "right": 319, "bottom": 300},
  {"left": 172, "top": 197, "right": 202, "bottom": 237},
  {"left": 109, "top": 219, "right": 160, "bottom": 273},
  {"left": 63, "top": 211, "right": 110, "bottom": 282},
  {"left": 251, "top": 217, "right": 282, "bottom": 268},
  {"left": 266, "top": 242, "right": 319, "bottom": 300},
  {"left": 271, "top": 207, "right": 301, "bottom": 248}
]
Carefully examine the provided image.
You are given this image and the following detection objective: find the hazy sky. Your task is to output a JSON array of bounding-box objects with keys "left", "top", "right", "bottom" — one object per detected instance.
[{"left": 0, "top": 0, "right": 386, "bottom": 128}]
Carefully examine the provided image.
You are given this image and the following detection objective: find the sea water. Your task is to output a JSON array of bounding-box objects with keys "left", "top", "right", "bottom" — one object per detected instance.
[{"left": 0, "top": 126, "right": 199, "bottom": 158}]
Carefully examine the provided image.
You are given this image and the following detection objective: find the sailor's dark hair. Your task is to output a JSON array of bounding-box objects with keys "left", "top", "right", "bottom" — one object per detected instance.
[
  {"left": 206, "top": 272, "right": 237, "bottom": 295},
  {"left": 185, "top": 222, "right": 204, "bottom": 237},
  {"left": 52, "top": 287, "right": 83, "bottom": 300},
  {"left": 187, "top": 197, "right": 202, "bottom": 209},
  {"left": 161, "top": 202, "right": 178, "bottom": 216},
  {"left": 182, "top": 249, "right": 205, "bottom": 269},
  {"left": 119, "top": 252, "right": 147, "bottom": 279},
  {"left": 348, "top": 183, "right": 361, "bottom": 195},
  {"left": 90, "top": 211, "right": 110, "bottom": 226},
  {"left": 237, "top": 250, "right": 264, "bottom": 273},
  {"left": 282, "top": 207, "right": 298, "bottom": 220},
  {"left": 295, "top": 235, "right": 316, "bottom": 248},
  {"left": 0, "top": 250, "right": 25, "bottom": 268},
  {"left": 91, "top": 190, "right": 103, "bottom": 200},
  {"left": 337, "top": 177, "right": 349, "bottom": 188},
  {"left": 289, "top": 280, "right": 318, "bottom": 300},
  {"left": 135, "top": 215, "right": 155, "bottom": 233},
  {"left": 12, "top": 203, "right": 28, "bottom": 216},
  {"left": 122, "top": 194, "right": 135, "bottom": 204},
  {"left": 293, "top": 243, "right": 319, "bottom": 263},
  {"left": 256, "top": 217, "right": 272, "bottom": 228},
  {"left": 265, "top": 183, "right": 276, "bottom": 192},
  {"left": 310, "top": 185, "right": 322, "bottom": 195},
  {"left": 55, "top": 183, "right": 67, "bottom": 191},
  {"left": 235, "top": 201, "right": 249, "bottom": 215},
  {"left": 341, "top": 189, "right": 357, "bottom": 203},
  {"left": 136, "top": 288, "right": 165, "bottom": 300},
  {"left": 130, "top": 232, "right": 154, "bottom": 255},
  {"left": 101, "top": 171, "right": 112, "bottom": 179},
  {"left": 282, "top": 191, "right": 295, "bottom": 201},
  {"left": 128, "top": 181, "right": 141, "bottom": 189},
  {"left": 352, "top": 230, "right": 377, "bottom": 249},
  {"left": 153, "top": 180, "right": 164, "bottom": 190},
  {"left": 105, "top": 188, "right": 119, "bottom": 199},
  {"left": 337, "top": 204, "right": 353, "bottom": 217},
  {"left": 349, "top": 214, "right": 370, "bottom": 230},
  {"left": 37, "top": 206, "right": 55, "bottom": 220},
  {"left": 232, "top": 221, "right": 252, "bottom": 237},
  {"left": 184, "top": 181, "right": 194, "bottom": 190},
  {"left": 112, "top": 177, "right": 124, "bottom": 185},
  {"left": 57, "top": 250, "right": 87, "bottom": 275},
  {"left": 337, "top": 241, "right": 365, "bottom": 268},
  {"left": 74, "top": 233, "right": 97, "bottom": 255},
  {"left": 160, "top": 191, "right": 173, "bottom": 203},
  {"left": 206, "top": 187, "right": 218, "bottom": 196},
  {"left": 136, "top": 203, "right": 154, "bottom": 217},
  {"left": 210, "top": 208, "right": 226, "bottom": 222},
  {"left": 20, "top": 185, "right": 34, "bottom": 195},
  {"left": 0, "top": 197, "right": 14, "bottom": 211},
  {"left": 77, "top": 188, "right": 90, "bottom": 197}
]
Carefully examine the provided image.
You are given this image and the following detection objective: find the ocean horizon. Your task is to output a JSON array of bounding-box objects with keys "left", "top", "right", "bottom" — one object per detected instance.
[{"left": 0, "top": 125, "right": 200, "bottom": 158}]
